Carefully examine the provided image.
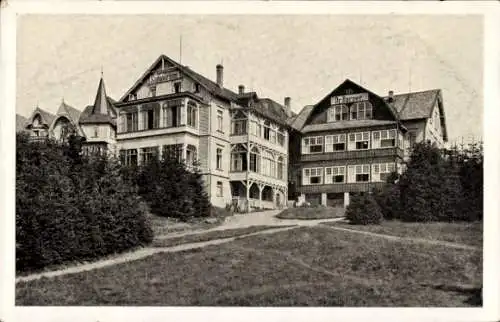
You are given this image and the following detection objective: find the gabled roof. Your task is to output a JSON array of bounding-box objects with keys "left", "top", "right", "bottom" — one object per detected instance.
[
  {"left": 384, "top": 89, "right": 447, "bottom": 141},
  {"left": 55, "top": 101, "right": 82, "bottom": 124},
  {"left": 119, "top": 54, "right": 239, "bottom": 103},
  {"left": 250, "top": 98, "right": 290, "bottom": 126},
  {"left": 26, "top": 107, "right": 56, "bottom": 127},
  {"left": 288, "top": 79, "right": 443, "bottom": 134},
  {"left": 79, "top": 77, "right": 117, "bottom": 126},
  {"left": 386, "top": 89, "right": 440, "bottom": 120},
  {"left": 16, "top": 114, "right": 28, "bottom": 132},
  {"left": 289, "top": 105, "right": 314, "bottom": 131}
]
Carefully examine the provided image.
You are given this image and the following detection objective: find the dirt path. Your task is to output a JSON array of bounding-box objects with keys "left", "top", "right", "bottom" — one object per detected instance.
[
  {"left": 16, "top": 225, "right": 299, "bottom": 283},
  {"left": 321, "top": 224, "right": 480, "bottom": 251}
]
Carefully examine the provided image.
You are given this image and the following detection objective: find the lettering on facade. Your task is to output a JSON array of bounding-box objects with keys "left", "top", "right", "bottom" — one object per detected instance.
[
  {"left": 148, "top": 70, "right": 181, "bottom": 85},
  {"left": 330, "top": 92, "right": 369, "bottom": 105}
]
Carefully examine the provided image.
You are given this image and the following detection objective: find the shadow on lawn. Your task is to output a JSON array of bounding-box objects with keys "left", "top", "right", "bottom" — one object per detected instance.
[{"left": 423, "top": 284, "right": 482, "bottom": 306}]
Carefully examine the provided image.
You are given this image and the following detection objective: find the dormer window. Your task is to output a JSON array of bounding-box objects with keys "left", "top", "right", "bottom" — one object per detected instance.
[
  {"left": 350, "top": 101, "right": 373, "bottom": 120},
  {"left": 327, "top": 104, "right": 348, "bottom": 122},
  {"left": 194, "top": 83, "right": 201, "bottom": 93}
]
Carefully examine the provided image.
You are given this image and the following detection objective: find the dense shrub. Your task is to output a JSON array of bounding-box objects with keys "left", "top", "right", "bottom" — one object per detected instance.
[
  {"left": 16, "top": 133, "right": 153, "bottom": 273},
  {"left": 396, "top": 141, "right": 481, "bottom": 222},
  {"left": 134, "top": 152, "right": 211, "bottom": 221},
  {"left": 345, "top": 193, "right": 383, "bottom": 225},
  {"left": 373, "top": 183, "right": 401, "bottom": 220}
]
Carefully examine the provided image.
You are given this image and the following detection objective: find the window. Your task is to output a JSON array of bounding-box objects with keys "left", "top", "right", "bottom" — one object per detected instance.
[
  {"left": 249, "top": 147, "right": 260, "bottom": 172},
  {"left": 325, "top": 134, "right": 346, "bottom": 152},
  {"left": 249, "top": 121, "right": 260, "bottom": 137},
  {"left": 186, "top": 145, "right": 197, "bottom": 166},
  {"left": 217, "top": 110, "right": 223, "bottom": 132},
  {"left": 141, "top": 147, "right": 159, "bottom": 164},
  {"left": 327, "top": 104, "right": 349, "bottom": 122},
  {"left": 163, "top": 144, "right": 183, "bottom": 162},
  {"left": 263, "top": 121, "right": 271, "bottom": 140},
  {"left": 187, "top": 102, "right": 197, "bottom": 128},
  {"left": 216, "top": 181, "right": 223, "bottom": 197},
  {"left": 216, "top": 148, "right": 223, "bottom": 170},
  {"left": 277, "top": 131, "right": 285, "bottom": 146},
  {"left": 372, "top": 129, "right": 397, "bottom": 148},
  {"left": 120, "top": 149, "right": 138, "bottom": 166},
  {"left": 174, "top": 82, "right": 181, "bottom": 93},
  {"left": 93, "top": 126, "right": 99, "bottom": 138},
  {"left": 373, "top": 163, "right": 396, "bottom": 182},
  {"left": 126, "top": 112, "right": 138, "bottom": 132},
  {"left": 277, "top": 156, "right": 284, "bottom": 180},
  {"left": 325, "top": 166, "right": 345, "bottom": 184},
  {"left": 303, "top": 136, "right": 323, "bottom": 154},
  {"left": 348, "top": 132, "right": 370, "bottom": 150},
  {"left": 348, "top": 164, "right": 370, "bottom": 183},
  {"left": 262, "top": 150, "right": 275, "bottom": 177},
  {"left": 350, "top": 101, "right": 373, "bottom": 120},
  {"left": 408, "top": 131, "right": 417, "bottom": 147},
  {"left": 194, "top": 83, "right": 201, "bottom": 93},
  {"left": 231, "top": 145, "right": 247, "bottom": 172},
  {"left": 150, "top": 86, "right": 156, "bottom": 97},
  {"left": 232, "top": 119, "right": 247, "bottom": 135},
  {"left": 303, "top": 168, "right": 323, "bottom": 185},
  {"left": 144, "top": 109, "right": 158, "bottom": 130},
  {"left": 163, "top": 103, "right": 180, "bottom": 128}
]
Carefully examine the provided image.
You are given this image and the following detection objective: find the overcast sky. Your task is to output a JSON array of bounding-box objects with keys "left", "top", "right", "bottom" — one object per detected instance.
[{"left": 16, "top": 14, "right": 483, "bottom": 142}]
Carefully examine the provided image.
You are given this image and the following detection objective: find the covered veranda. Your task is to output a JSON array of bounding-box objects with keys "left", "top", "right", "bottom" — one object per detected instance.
[{"left": 230, "top": 180, "right": 287, "bottom": 213}]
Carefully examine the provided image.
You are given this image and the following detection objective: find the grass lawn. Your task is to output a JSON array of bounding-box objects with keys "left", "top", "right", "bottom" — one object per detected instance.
[
  {"left": 324, "top": 220, "right": 483, "bottom": 248},
  {"left": 152, "top": 225, "right": 295, "bottom": 247},
  {"left": 276, "top": 206, "right": 345, "bottom": 220},
  {"left": 149, "top": 206, "right": 232, "bottom": 236},
  {"left": 16, "top": 226, "right": 481, "bottom": 306}
]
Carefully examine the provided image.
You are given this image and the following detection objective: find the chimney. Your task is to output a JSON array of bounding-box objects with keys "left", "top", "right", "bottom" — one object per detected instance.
[
  {"left": 238, "top": 85, "right": 245, "bottom": 95},
  {"left": 387, "top": 90, "right": 394, "bottom": 103},
  {"left": 216, "top": 64, "right": 224, "bottom": 87},
  {"left": 284, "top": 97, "right": 291, "bottom": 116}
]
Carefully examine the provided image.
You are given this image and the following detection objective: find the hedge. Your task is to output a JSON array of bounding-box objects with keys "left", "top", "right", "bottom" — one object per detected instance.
[{"left": 16, "top": 133, "right": 153, "bottom": 273}]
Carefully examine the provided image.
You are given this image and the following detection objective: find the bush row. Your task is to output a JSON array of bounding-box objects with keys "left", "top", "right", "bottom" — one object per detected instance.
[{"left": 346, "top": 141, "right": 483, "bottom": 225}]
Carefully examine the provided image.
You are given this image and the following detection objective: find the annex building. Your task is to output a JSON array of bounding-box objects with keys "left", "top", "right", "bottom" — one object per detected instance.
[{"left": 19, "top": 56, "right": 448, "bottom": 211}]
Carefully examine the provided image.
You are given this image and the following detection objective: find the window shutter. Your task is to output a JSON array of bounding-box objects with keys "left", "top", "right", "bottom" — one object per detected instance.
[
  {"left": 372, "top": 164, "right": 380, "bottom": 182},
  {"left": 348, "top": 133, "right": 356, "bottom": 150},
  {"left": 372, "top": 131, "right": 380, "bottom": 149},
  {"left": 348, "top": 165, "right": 355, "bottom": 183}
]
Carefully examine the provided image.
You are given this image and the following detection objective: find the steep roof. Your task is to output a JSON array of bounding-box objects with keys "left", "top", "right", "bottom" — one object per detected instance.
[
  {"left": 386, "top": 89, "right": 441, "bottom": 120},
  {"left": 119, "top": 55, "right": 240, "bottom": 103},
  {"left": 26, "top": 107, "right": 56, "bottom": 128},
  {"left": 288, "top": 80, "right": 444, "bottom": 134},
  {"left": 289, "top": 105, "right": 314, "bottom": 131},
  {"left": 79, "top": 77, "right": 117, "bottom": 126},
  {"left": 384, "top": 89, "right": 447, "bottom": 141},
  {"left": 55, "top": 101, "right": 82, "bottom": 124},
  {"left": 250, "top": 98, "right": 290, "bottom": 126},
  {"left": 16, "top": 114, "right": 28, "bottom": 132}
]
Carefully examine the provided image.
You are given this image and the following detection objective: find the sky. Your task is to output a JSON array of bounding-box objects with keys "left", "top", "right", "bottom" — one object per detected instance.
[{"left": 16, "top": 14, "right": 483, "bottom": 143}]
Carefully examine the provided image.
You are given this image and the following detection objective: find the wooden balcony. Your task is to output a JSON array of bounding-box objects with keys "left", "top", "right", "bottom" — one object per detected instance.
[
  {"left": 300, "top": 147, "right": 404, "bottom": 163},
  {"left": 298, "top": 182, "right": 387, "bottom": 194}
]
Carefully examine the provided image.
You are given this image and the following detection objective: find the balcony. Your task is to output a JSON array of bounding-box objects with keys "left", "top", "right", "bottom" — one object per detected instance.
[
  {"left": 298, "top": 182, "right": 387, "bottom": 194},
  {"left": 300, "top": 147, "right": 404, "bottom": 162}
]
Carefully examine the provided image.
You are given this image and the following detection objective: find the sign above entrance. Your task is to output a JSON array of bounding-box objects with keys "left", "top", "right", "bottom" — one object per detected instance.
[{"left": 330, "top": 92, "right": 369, "bottom": 105}]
